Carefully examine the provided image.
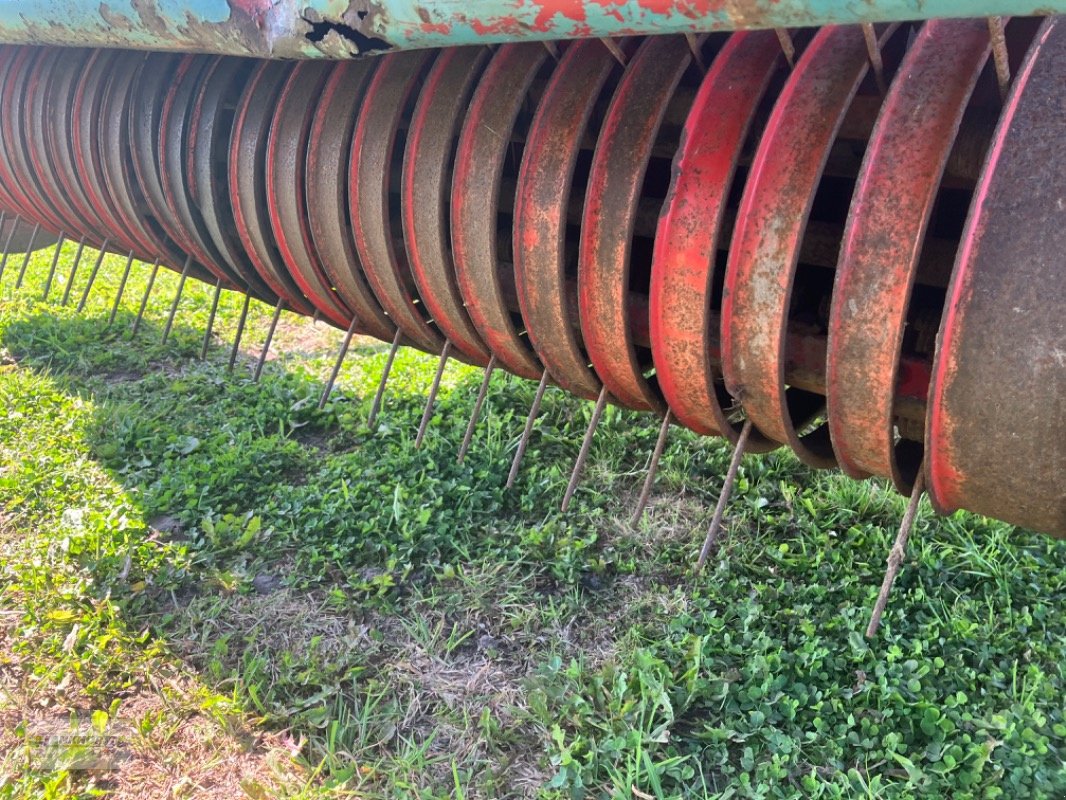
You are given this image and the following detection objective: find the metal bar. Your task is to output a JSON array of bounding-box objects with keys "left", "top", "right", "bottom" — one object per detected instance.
[
  {"left": 200, "top": 278, "right": 223, "bottom": 359},
  {"left": 160, "top": 255, "right": 192, "bottom": 344},
  {"left": 319, "top": 314, "right": 359, "bottom": 408},
  {"left": 41, "top": 234, "right": 65, "bottom": 301},
  {"left": 228, "top": 292, "right": 251, "bottom": 370},
  {"left": 561, "top": 386, "right": 609, "bottom": 512},
  {"left": 506, "top": 369, "right": 550, "bottom": 490},
  {"left": 76, "top": 239, "right": 110, "bottom": 312},
  {"left": 630, "top": 409, "right": 672, "bottom": 525},
  {"left": 14, "top": 222, "right": 40, "bottom": 289},
  {"left": 131, "top": 258, "right": 160, "bottom": 336},
  {"left": 368, "top": 328, "right": 403, "bottom": 428},
  {"left": 415, "top": 340, "right": 452, "bottom": 448},
  {"left": 255, "top": 298, "right": 286, "bottom": 383},
  {"left": 696, "top": 419, "right": 753, "bottom": 571},
  {"left": 0, "top": 215, "right": 18, "bottom": 280},
  {"left": 0, "top": 1, "right": 1058, "bottom": 57},
  {"left": 457, "top": 355, "right": 497, "bottom": 464},
  {"left": 107, "top": 251, "right": 136, "bottom": 327},
  {"left": 866, "top": 469, "right": 925, "bottom": 638},
  {"left": 59, "top": 237, "right": 87, "bottom": 306}
]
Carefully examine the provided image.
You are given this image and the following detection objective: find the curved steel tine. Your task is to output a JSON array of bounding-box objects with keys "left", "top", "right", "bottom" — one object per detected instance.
[
  {"left": 107, "top": 251, "right": 136, "bottom": 327},
  {"left": 861, "top": 23, "right": 887, "bottom": 94},
  {"left": 774, "top": 28, "right": 796, "bottom": 68},
  {"left": 161, "top": 254, "right": 192, "bottom": 344},
  {"left": 319, "top": 315, "right": 359, "bottom": 408},
  {"left": 131, "top": 257, "right": 161, "bottom": 336},
  {"left": 59, "top": 237, "right": 87, "bottom": 306},
  {"left": 457, "top": 355, "right": 497, "bottom": 464},
  {"left": 506, "top": 369, "right": 550, "bottom": 490},
  {"left": 415, "top": 340, "right": 452, "bottom": 448},
  {"left": 199, "top": 278, "right": 223, "bottom": 359},
  {"left": 988, "top": 16, "right": 1011, "bottom": 101},
  {"left": 630, "top": 409, "right": 673, "bottom": 526},
  {"left": 76, "top": 239, "right": 110, "bottom": 313},
  {"left": 0, "top": 215, "right": 19, "bottom": 280},
  {"left": 367, "top": 327, "right": 402, "bottom": 428},
  {"left": 254, "top": 298, "right": 285, "bottom": 383},
  {"left": 561, "top": 386, "right": 609, "bottom": 512},
  {"left": 600, "top": 37, "right": 627, "bottom": 67},
  {"left": 696, "top": 419, "right": 754, "bottom": 571},
  {"left": 866, "top": 467, "right": 925, "bottom": 638},
  {"left": 41, "top": 233, "right": 66, "bottom": 301},
  {"left": 14, "top": 222, "right": 40, "bottom": 290},
  {"left": 228, "top": 292, "right": 251, "bottom": 370}
]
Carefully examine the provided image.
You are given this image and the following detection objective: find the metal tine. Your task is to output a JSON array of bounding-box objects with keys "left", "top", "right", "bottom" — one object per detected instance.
[
  {"left": 684, "top": 33, "right": 707, "bottom": 74},
  {"left": 59, "top": 236, "right": 87, "bottom": 306},
  {"left": 988, "top": 17, "right": 1011, "bottom": 102},
  {"left": 542, "top": 39, "right": 561, "bottom": 62},
  {"left": 600, "top": 37, "right": 628, "bottom": 67},
  {"left": 861, "top": 23, "right": 887, "bottom": 95},
  {"left": 199, "top": 278, "right": 223, "bottom": 359},
  {"left": 312, "top": 309, "right": 322, "bottom": 325},
  {"left": 107, "top": 250, "right": 136, "bottom": 327},
  {"left": 630, "top": 408, "right": 673, "bottom": 526},
  {"left": 41, "top": 233, "right": 66, "bottom": 301},
  {"left": 160, "top": 255, "right": 192, "bottom": 344},
  {"left": 506, "top": 369, "right": 550, "bottom": 489},
  {"left": 457, "top": 354, "right": 497, "bottom": 464},
  {"left": 76, "top": 239, "right": 110, "bottom": 313},
  {"left": 774, "top": 28, "right": 796, "bottom": 69},
  {"left": 561, "top": 385, "right": 609, "bottom": 513},
  {"left": 866, "top": 465, "right": 926, "bottom": 638},
  {"left": 696, "top": 418, "right": 753, "bottom": 571},
  {"left": 0, "top": 215, "right": 20, "bottom": 280},
  {"left": 14, "top": 222, "right": 41, "bottom": 290},
  {"left": 367, "top": 327, "right": 403, "bottom": 428},
  {"left": 255, "top": 297, "right": 286, "bottom": 383},
  {"left": 415, "top": 340, "right": 452, "bottom": 448},
  {"left": 319, "top": 314, "right": 358, "bottom": 408},
  {"left": 228, "top": 292, "right": 252, "bottom": 370},
  {"left": 131, "top": 257, "right": 161, "bottom": 336}
]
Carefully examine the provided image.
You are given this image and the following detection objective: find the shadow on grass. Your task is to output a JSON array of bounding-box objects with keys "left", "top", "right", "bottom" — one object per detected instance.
[{"left": 5, "top": 307, "right": 1066, "bottom": 798}]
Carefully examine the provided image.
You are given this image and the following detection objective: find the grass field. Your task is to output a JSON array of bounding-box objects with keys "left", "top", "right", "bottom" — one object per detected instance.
[{"left": 0, "top": 243, "right": 1063, "bottom": 799}]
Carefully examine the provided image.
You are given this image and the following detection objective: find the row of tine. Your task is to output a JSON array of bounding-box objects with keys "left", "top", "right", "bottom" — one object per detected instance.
[
  {"left": 2, "top": 214, "right": 927, "bottom": 636},
  {"left": 1, "top": 210, "right": 745, "bottom": 545}
]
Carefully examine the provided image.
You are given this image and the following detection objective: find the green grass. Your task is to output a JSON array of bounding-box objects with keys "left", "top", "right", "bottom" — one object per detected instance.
[{"left": 0, "top": 243, "right": 1063, "bottom": 799}]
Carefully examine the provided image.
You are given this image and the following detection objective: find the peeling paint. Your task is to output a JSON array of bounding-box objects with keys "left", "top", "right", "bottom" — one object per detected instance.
[{"left": 0, "top": 0, "right": 1063, "bottom": 57}]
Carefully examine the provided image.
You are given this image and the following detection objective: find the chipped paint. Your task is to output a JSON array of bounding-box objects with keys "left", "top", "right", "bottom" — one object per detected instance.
[{"left": 0, "top": 0, "right": 1062, "bottom": 56}]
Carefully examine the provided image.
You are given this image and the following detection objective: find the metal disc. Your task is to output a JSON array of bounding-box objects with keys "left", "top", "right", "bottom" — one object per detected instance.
[
  {"left": 401, "top": 46, "right": 492, "bottom": 365},
  {"left": 926, "top": 16, "right": 1066, "bottom": 537},
  {"left": 650, "top": 30, "right": 782, "bottom": 447},
  {"left": 350, "top": 50, "right": 443, "bottom": 352},
  {"left": 451, "top": 43, "right": 549, "bottom": 380},
  {"left": 513, "top": 39, "right": 615, "bottom": 402},
  {"left": 828, "top": 19, "right": 990, "bottom": 490}
]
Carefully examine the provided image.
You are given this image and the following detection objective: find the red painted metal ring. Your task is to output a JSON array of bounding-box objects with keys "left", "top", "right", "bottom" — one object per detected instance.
[
  {"left": 306, "top": 59, "right": 394, "bottom": 340},
  {"left": 351, "top": 51, "right": 444, "bottom": 351},
  {"left": 451, "top": 43, "right": 549, "bottom": 381},
  {"left": 513, "top": 38, "right": 616, "bottom": 402},
  {"left": 827, "top": 18, "right": 990, "bottom": 491},
  {"left": 230, "top": 61, "right": 316, "bottom": 314},
  {"left": 927, "top": 16, "right": 1066, "bottom": 536},
  {"left": 267, "top": 60, "right": 353, "bottom": 326},
  {"left": 650, "top": 30, "right": 782, "bottom": 445},
  {"left": 723, "top": 24, "right": 898, "bottom": 468},
  {"left": 402, "top": 46, "right": 493, "bottom": 366}
]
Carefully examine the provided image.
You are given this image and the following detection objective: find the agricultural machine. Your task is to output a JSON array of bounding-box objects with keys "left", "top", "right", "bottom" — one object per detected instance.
[{"left": 0, "top": 2, "right": 1062, "bottom": 619}]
